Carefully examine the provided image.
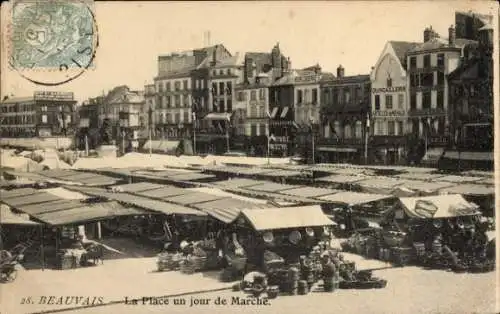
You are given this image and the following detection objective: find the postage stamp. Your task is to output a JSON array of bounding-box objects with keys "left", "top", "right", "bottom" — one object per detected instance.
[{"left": 7, "top": 0, "right": 98, "bottom": 85}]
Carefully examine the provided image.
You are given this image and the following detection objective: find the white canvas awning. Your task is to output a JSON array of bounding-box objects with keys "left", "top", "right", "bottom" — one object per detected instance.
[
  {"left": 280, "top": 106, "right": 289, "bottom": 118},
  {"left": 203, "top": 112, "right": 232, "bottom": 121},
  {"left": 398, "top": 194, "right": 480, "bottom": 219},
  {"left": 270, "top": 107, "right": 279, "bottom": 119}
]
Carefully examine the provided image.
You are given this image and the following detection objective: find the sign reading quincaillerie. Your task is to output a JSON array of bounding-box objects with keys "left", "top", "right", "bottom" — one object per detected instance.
[
  {"left": 34, "top": 91, "right": 74, "bottom": 101},
  {"left": 371, "top": 86, "right": 405, "bottom": 93}
]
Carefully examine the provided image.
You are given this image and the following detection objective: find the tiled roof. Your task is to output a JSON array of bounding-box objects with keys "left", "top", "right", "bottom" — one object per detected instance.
[
  {"left": 245, "top": 52, "right": 272, "bottom": 71},
  {"left": 389, "top": 41, "right": 421, "bottom": 64},
  {"left": 409, "top": 38, "right": 478, "bottom": 53},
  {"left": 1, "top": 96, "right": 35, "bottom": 104},
  {"left": 155, "top": 67, "right": 196, "bottom": 80}
]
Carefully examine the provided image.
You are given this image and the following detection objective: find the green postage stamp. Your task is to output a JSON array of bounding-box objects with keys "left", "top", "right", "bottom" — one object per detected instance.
[{"left": 7, "top": 0, "right": 98, "bottom": 85}]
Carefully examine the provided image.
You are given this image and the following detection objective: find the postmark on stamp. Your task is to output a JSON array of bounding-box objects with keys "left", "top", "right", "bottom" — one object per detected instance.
[{"left": 6, "top": 0, "right": 98, "bottom": 86}]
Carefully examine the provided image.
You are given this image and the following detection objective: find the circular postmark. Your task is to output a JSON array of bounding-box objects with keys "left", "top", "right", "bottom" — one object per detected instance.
[{"left": 7, "top": 0, "right": 98, "bottom": 86}]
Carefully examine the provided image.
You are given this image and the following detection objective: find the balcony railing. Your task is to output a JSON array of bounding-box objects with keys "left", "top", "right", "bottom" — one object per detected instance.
[{"left": 408, "top": 108, "right": 447, "bottom": 116}]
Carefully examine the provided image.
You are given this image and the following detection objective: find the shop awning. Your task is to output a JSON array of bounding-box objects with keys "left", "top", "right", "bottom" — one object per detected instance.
[
  {"left": 143, "top": 140, "right": 180, "bottom": 152},
  {"left": 356, "top": 177, "right": 405, "bottom": 189},
  {"left": 203, "top": 112, "right": 232, "bottom": 121},
  {"left": 237, "top": 205, "right": 334, "bottom": 231},
  {"left": 167, "top": 192, "right": 227, "bottom": 205},
  {"left": 317, "top": 147, "right": 358, "bottom": 153},
  {"left": 270, "top": 107, "right": 279, "bottom": 119},
  {"left": 318, "top": 191, "right": 394, "bottom": 206},
  {"left": 280, "top": 106, "right": 289, "bottom": 118},
  {"left": 422, "top": 148, "right": 445, "bottom": 162},
  {"left": 398, "top": 194, "right": 480, "bottom": 219},
  {"left": 213, "top": 178, "right": 266, "bottom": 189},
  {"left": 280, "top": 187, "right": 340, "bottom": 198},
  {"left": 394, "top": 180, "right": 454, "bottom": 194},
  {"left": 439, "top": 184, "right": 495, "bottom": 196},
  {"left": 136, "top": 186, "right": 188, "bottom": 199},
  {"left": 112, "top": 182, "right": 164, "bottom": 193},
  {"left": 246, "top": 182, "right": 297, "bottom": 193}
]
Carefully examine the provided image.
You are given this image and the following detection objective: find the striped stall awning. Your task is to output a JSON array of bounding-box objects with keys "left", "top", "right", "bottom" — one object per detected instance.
[{"left": 270, "top": 107, "right": 279, "bottom": 119}]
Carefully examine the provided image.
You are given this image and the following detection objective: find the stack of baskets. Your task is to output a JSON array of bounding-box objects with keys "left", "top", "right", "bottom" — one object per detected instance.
[
  {"left": 157, "top": 253, "right": 183, "bottom": 272},
  {"left": 180, "top": 255, "right": 206, "bottom": 274},
  {"left": 287, "top": 267, "right": 300, "bottom": 295}
]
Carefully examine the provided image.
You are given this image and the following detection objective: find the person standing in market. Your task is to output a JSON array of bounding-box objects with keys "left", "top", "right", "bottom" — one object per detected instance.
[{"left": 321, "top": 253, "right": 336, "bottom": 292}]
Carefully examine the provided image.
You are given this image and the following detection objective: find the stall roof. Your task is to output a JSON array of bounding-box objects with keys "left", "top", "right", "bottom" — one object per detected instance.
[
  {"left": 203, "top": 165, "right": 274, "bottom": 176},
  {"left": 66, "top": 186, "right": 206, "bottom": 216},
  {"left": 238, "top": 205, "right": 334, "bottom": 231},
  {"left": 398, "top": 194, "right": 479, "bottom": 219},
  {"left": 436, "top": 175, "right": 482, "bottom": 184},
  {"left": 318, "top": 191, "right": 394, "bottom": 206},
  {"left": 315, "top": 174, "right": 367, "bottom": 184},
  {"left": 260, "top": 170, "right": 302, "bottom": 178},
  {"left": 0, "top": 205, "right": 39, "bottom": 225},
  {"left": 36, "top": 170, "right": 118, "bottom": 186},
  {"left": 34, "top": 201, "right": 144, "bottom": 225},
  {"left": 165, "top": 172, "right": 216, "bottom": 181},
  {"left": 395, "top": 180, "right": 454, "bottom": 193},
  {"left": 439, "top": 184, "right": 495, "bottom": 196},
  {"left": 193, "top": 198, "right": 272, "bottom": 223},
  {"left": 136, "top": 186, "right": 188, "bottom": 198},
  {"left": 16, "top": 199, "right": 84, "bottom": 215},
  {"left": 5, "top": 171, "right": 48, "bottom": 182},
  {"left": 246, "top": 182, "right": 298, "bottom": 193},
  {"left": 476, "top": 178, "right": 495, "bottom": 186},
  {"left": 1, "top": 187, "right": 39, "bottom": 198},
  {"left": 227, "top": 187, "right": 324, "bottom": 204},
  {"left": 37, "top": 169, "right": 77, "bottom": 178},
  {"left": 2, "top": 192, "right": 61, "bottom": 207},
  {"left": 166, "top": 191, "right": 227, "bottom": 205},
  {"left": 396, "top": 173, "right": 445, "bottom": 181},
  {"left": 133, "top": 170, "right": 216, "bottom": 182},
  {"left": 356, "top": 177, "right": 406, "bottom": 189},
  {"left": 280, "top": 187, "right": 340, "bottom": 198},
  {"left": 213, "top": 178, "right": 264, "bottom": 189},
  {"left": 112, "top": 182, "right": 164, "bottom": 193}
]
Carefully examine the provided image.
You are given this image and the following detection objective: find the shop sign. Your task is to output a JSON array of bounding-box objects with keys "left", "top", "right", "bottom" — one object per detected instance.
[
  {"left": 294, "top": 75, "right": 320, "bottom": 84},
  {"left": 429, "top": 136, "right": 449, "bottom": 144},
  {"left": 34, "top": 91, "right": 74, "bottom": 101},
  {"left": 371, "top": 86, "right": 405, "bottom": 93},
  {"left": 373, "top": 110, "right": 406, "bottom": 117},
  {"left": 273, "top": 136, "right": 289, "bottom": 143}
]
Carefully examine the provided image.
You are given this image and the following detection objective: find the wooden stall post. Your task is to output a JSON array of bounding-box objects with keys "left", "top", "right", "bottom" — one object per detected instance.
[
  {"left": 97, "top": 222, "right": 102, "bottom": 240},
  {"left": 40, "top": 225, "right": 45, "bottom": 271}
]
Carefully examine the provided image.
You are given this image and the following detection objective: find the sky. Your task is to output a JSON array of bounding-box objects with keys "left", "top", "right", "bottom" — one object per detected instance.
[{"left": 1, "top": 1, "right": 497, "bottom": 103}]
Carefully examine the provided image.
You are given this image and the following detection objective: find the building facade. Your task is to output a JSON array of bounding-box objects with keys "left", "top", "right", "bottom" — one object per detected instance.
[
  {"left": 0, "top": 91, "right": 76, "bottom": 138},
  {"left": 319, "top": 66, "right": 370, "bottom": 164},
  {"left": 406, "top": 25, "right": 477, "bottom": 163},
  {"left": 448, "top": 23, "right": 493, "bottom": 151},
  {"left": 370, "top": 41, "right": 419, "bottom": 164}
]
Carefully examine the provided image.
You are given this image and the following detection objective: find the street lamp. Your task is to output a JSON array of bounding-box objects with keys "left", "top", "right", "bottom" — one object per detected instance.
[
  {"left": 309, "top": 117, "right": 315, "bottom": 165},
  {"left": 192, "top": 112, "right": 197, "bottom": 155}
]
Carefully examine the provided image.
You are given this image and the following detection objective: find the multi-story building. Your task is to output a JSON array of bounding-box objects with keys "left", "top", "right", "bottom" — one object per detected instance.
[
  {"left": 370, "top": 41, "right": 419, "bottom": 164},
  {"left": 319, "top": 66, "right": 370, "bottom": 164},
  {"left": 406, "top": 25, "right": 478, "bottom": 163},
  {"left": 0, "top": 91, "right": 76, "bottom": 138},
  {"left": 143, "top": 84, "right": 156, "bottom": 132},
  {"left": 448, "top": 23, "right": 493, "bottom": 151},
  {"left": 234, "top": 48, "right": 289, "bottom": 156},
  {"left": 76, "top": 101, "right": 100, "bottom": 150}
]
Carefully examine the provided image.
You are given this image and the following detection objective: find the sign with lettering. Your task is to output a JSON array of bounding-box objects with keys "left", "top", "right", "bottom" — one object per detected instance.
[
  {"left": 371, "top": 86, "right": 405, "bottom": 93},
  {"left": 373, "top": 110, "right": 406, "bottom": 117},
  {"left": 294, "top": 75, "right": 320, "bottom": 84},
  {"left": 34, "top": 91, "right": 74, "bottom": 101}
]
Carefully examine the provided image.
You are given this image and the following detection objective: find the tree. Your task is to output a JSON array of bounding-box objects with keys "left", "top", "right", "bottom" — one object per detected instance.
[{"left": 100, "top": 118, "right": 113, "bottom": 145}]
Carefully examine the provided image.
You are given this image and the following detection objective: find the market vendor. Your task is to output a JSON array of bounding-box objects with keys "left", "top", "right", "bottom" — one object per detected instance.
[{"left": 321, "top": 253, "right": 336, "bottom": 292}]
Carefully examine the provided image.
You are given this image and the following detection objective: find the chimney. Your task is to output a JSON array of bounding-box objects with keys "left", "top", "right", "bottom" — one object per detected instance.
[
  {"left": 314, "top": 63, "right": 321, "bottom": 74},
  {"left": 244, "top": 57, "right": 253, "bottom": 83},
  {"left": 337, "top": 65, "right": 344, "bottom": 78},
  {"left": 211, "top": 44, "right": 218, "bottom": 66},
  {"left": 424, "top": 27, "right": 431, "bottom": 42},
  {"left": 287, "top": 57, "right": 292, "bottom": 72},
  {"left": 448, "top": 25, "right": 456, "bottom": 46}
]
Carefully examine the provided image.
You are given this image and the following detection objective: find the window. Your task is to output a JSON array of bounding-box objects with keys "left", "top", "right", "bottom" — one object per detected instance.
[
  {"left": 387, "top": 77, "right": 392, "bottom": 87},
  {"left": 421, "top": 72, "right": 433, "bottom": 86},
  {"left": 174, "top": 81, "right": 181, "bottom": 91},
  {"left": 344, "top": 89, "right": 350, "bottom": 103},
  {"left": 183, "top": 80, "right": 188, "bottom": 90},
  {"left": 219, "top": 82, "right": 225, "bottom": 95},
  {"left": 437, "top": 71, "right": 445, "bottom": 85},
  {"left": 410, "top": 74, "right": 420, "bottom": 87},
  {"left": 410, "top": 57, "right": 417, "bottom": 69},
  {"left": 183, "top": 95, "right": 189, "bottom": 107},
  {"left": 219, "top": 99, "right": 225, "bottom": 112},
  {"left": 312, "top": 88, "right": 318, "bottom": 104},
  {"left": 398, "top": 121, "right": 404, "bottom": 135},
  {"left": 344, "top": 124, "right": 352, "bottom": 138},
  {"left": 374, "top": 95, "right": 380, "bottom": 110},
  {"left": 355, "top": 87, "right": 362, "bottom": 99},
  {"left": 388, "top": 121, "right": 395, "bottom": 135},
  {"left": 259, "top": 124, "right": 266, "bottom": 136},
  {"left": 410, "top": 93, "right": 417, "bottom": 110},
  {"left": 251, "top": 124, "right": 257, "bottom": 136},
  {"left": 158, "top": 82, "right": 163, "bottom": 93},
  {"left": 226, "top": 82, "right": 233, "bottom": 95},
  {"left": 250, "top": 104, "right": 258, "bottom": 117},
  {"left": 332, "top": 89, "right": 337, "bottom": 105},
  {"left": 297, "top": 90, "right": 303, "bottom": 103},
  {"left": 398, "top": 94, "right": 404, "bottom": 108},
  {"left": 437, "top": 91, "right": 444, "bottom": 109},
  {"left": 227, "top": 99, "right": 232, "bottom": 112},
  {"left": 437, "top": 53, "right": 444, "bottom": 67},
  {"left": 166, "top": 82, "right": 171, "bottom": 91},
  {"left": 237, "top": 91, "right": 245, "bottom": 101},
  {"left": 166, "top": 96, "right": 171, "bottom": 108},
  {"left": 376, "top": 121, "right": 384, "bottom": 135},
  {"left": 304, "top": 90, "right": 310, "bottom": 103},
  {"left": 355, "top": 121, "right": 362, "bottom": 138},
  {"left": 437, "top": 118, "right": 446, "bottom": 135},
  {"left": 385, "top": 95, "right": 393, "bottom": 110},
  {"left": 219, "top": 70, "right": 224, "bottom": 75},
  {"left": 227, "top": 69, "right": 231, "bottom": 75},
  {"left": 212, "top": 70, "right": 217, "bottom": 76},
  {"left": 422, "top": 91, "right": 431, "bottom": 109},
  {"left": 175, "top": 95, "right": 181, "bottom": 107},
  {"left": 259, "top": 89, "right": 266, "bottom": 100},
  {"left": 338, "top": 89, "right": 343, "bottom": 104},
  {"left": 212, "top": 83, "right": 217, "bottom": 95},
  {"left": 250, "top": 91, "right": 257, "bottom": 101},
  {"left": 175, "top": 113, "right": 180, "bottom": 124},
  {"left": 42, "top": 114, "right": 47, "bottom": 123},
  {"left": 423, "top": 55, "right": 431, "bottom": 68}
]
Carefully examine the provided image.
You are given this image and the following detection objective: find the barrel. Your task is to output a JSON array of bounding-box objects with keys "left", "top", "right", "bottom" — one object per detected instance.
[
  {"left": 267, "top": 286, "right": 279, "bottom": 299},
  {"left": 288, "top": 267, "right": 300, "bottom": 281},
  {"left": 323, "top": 277, "right": 334, "bottom": 292},
  {"left": 297, "top": 280, "right": 309, "bottom": 295},
  {"left": 288, "top": 280, "right": 298, "bottom": 295}
]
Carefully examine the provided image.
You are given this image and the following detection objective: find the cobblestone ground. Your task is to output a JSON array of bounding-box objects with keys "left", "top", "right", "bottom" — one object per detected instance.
[{"left": 1, "top": 253, "right": 496, "bottom": 314}]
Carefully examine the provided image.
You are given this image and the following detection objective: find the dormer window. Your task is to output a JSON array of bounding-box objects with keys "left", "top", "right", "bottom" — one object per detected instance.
[{"left": 387, "top": 77, "right": 392, "bottom": 87}]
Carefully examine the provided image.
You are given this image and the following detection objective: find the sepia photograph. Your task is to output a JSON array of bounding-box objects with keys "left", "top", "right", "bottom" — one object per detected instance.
[{"left": 0, "top": 1, "right": 498, "bottom": 313}]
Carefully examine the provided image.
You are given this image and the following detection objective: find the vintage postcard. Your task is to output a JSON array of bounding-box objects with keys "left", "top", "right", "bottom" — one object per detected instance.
[{"left": 0, "top": 1, "right": 498, "bottom": 313}]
